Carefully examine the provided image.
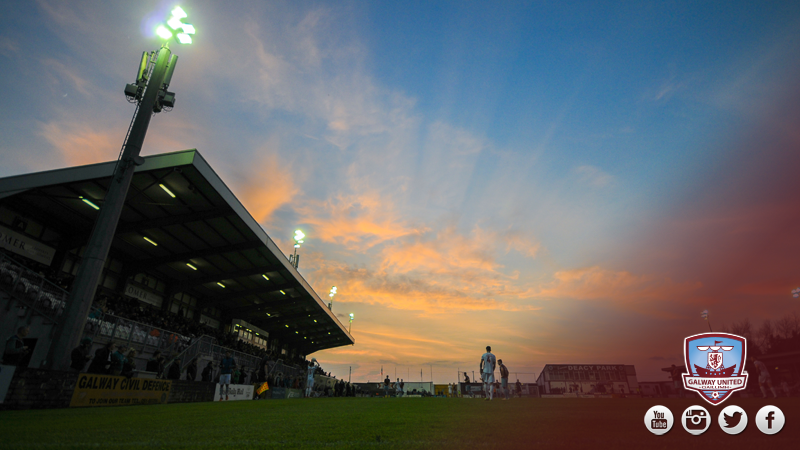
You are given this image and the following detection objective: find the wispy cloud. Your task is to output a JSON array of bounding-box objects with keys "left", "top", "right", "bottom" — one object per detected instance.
[
  {"left": 574, "top": 165, "right": 614, "bottom": 188},
  {"left": 295, "top": 192, "right": 427, "bottom": 250},
  {"left": 534, "top": 266, "right": 703, "bottom": 305},
  {"left": 234, "top": 152, "right": 300, "bottom": 224},
  {"left": 0, "top": 36, "right": 19, "bottom": 56},
  {"left": 38, "top": 122, "right": 119, "bottom": 167}
]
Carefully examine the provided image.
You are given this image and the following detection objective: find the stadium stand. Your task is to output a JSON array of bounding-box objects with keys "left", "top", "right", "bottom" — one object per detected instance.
[{"left": 0, "top": 150, "right": 353, "bottom": 379}]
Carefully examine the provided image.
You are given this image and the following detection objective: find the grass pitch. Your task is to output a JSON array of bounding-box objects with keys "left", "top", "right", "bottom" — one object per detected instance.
[{"left": 0, "top": 397, "right": 797, "bottom": 449}]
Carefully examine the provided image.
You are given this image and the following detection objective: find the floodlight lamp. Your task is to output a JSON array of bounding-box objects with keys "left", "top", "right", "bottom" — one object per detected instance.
[
  {"left": 176, "top": 33, "right": 192, "bottom": 45},
  {"left": 167, "top": 16, "right": 183, "bottom": 30},
  {"left": 181, "top": 23, "right": 195, "bottom": 34},
  {"left": 156, "top": 26, "right": 173, "bottom": 40},
  {"left": 349, "top": 313, "right": 354, "bottom": 319},
  {"left": 171, "top": 6, "right": 188, "bottom": 19}
]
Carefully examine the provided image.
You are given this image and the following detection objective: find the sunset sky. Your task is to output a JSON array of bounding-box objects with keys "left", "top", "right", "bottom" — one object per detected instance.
[{"left": 1, "top": 1, "right": 799, "bottom": 383}]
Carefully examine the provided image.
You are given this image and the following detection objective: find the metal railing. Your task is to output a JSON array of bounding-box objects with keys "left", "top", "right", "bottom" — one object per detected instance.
[
  {"left": 0, "top": 252, "right": 70, "bottom": 323},
  {"left": 170, "top": 335, "right": 303, "bottom": 382},
  {"left": 83, "top": 312, "right": 191, "bottom": 356}
]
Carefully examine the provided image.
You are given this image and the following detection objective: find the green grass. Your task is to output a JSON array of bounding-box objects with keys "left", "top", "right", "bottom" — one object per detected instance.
[{"left": 0, "top": 397, "right": 797, "bottom": 449}]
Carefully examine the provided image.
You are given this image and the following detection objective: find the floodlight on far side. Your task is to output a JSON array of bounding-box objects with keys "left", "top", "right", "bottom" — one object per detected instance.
[{"left": 294, "top": 229, "right": 305, "bottom": 248}]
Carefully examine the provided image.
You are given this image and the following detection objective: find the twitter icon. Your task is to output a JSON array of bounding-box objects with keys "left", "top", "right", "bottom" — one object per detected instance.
[{"left": 719, "top": 405, "right": 748, "bottom": 435}]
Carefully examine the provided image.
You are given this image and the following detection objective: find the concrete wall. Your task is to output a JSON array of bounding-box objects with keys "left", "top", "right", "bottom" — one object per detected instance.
[
  {"left": 167, "top": 380, "right": 217, "bottom": 403},
  {"left": 1, "top": 368, "right": 78, "bottom": 410},
  {"left": 1, "top": 367, "right": 219, "bottom": 409}
]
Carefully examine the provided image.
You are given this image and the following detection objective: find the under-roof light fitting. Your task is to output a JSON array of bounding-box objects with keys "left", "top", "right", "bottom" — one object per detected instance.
[
  {"left": 279, "top": 290, "right": 286, "bottom": 295},
  {"left": 79, "top": 196, "right": 100, "bottom": 210},
  {"left": 159, "top": 184, "right": 176, "bottom": 198},
  {"left": 186, "top": 263, "right": 197, "bottom": 270},
  {"left": 143, "top": 237, "right": 158, "bottom": 246},
  {"left": 217, "top": 282, "right": 226, "bottom": 288},
  {"left": 262, "top": 274, "right": 270, "bottom": 281},
  {"left": 285, "top": 325, "right": 289, "bottom": 328}
]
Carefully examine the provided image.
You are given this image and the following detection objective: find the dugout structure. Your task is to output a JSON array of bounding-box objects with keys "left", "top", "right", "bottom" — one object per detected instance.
[{"left": 0, "top": 149, "right": 353, "bottom": 368}]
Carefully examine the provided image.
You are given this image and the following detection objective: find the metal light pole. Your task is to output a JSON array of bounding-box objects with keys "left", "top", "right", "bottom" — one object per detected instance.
[
  {"left": 46, "top": 9, "right": 194, "bottom": 370},
  {"left": 701, "top": 309, "right": 712, "bottom": 332},
  {"left": 348, "top": 313, "right": 354, "bottom": 334},
  {"left": 328, "top": 286, "right": 336, "bottom": 310}
]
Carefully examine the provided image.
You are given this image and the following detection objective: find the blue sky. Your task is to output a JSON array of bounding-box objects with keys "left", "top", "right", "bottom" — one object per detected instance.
[{"left": 1, "top": 1, "right": 799, "bottom": 383}]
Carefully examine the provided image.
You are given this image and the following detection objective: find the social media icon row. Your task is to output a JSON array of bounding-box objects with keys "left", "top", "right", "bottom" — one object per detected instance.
[{"left": 645, "top": 405, "right": 784, "bottom": 435}]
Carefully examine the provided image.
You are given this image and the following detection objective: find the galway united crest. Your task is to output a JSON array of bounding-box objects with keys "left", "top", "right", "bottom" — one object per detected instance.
[{"left": 682, "top": 333, "right": 748, "bottom": 405}]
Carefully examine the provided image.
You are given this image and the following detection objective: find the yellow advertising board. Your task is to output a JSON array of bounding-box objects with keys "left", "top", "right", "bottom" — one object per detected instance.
[{"left": 70, "top": 374, "right": 172, "bottom": 407}]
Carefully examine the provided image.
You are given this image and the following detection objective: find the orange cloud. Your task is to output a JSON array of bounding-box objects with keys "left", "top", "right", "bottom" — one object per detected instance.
[
  {"left": 295, "top": 192, "right": 427, "bottom": 250},
  {"left": 534, "top": 266, "right": 702, "bottom": 304},
  {"left": 235, "top": 152, "right": 300, "bottom": 224},
  {"left": 38, "top": 122, "right": 119, "bottom": 167}
]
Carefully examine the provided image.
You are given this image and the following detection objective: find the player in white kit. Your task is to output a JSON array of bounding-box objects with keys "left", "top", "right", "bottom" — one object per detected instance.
[
  {"left": 480, "top": 346, "right": 497, "bottom": 401},
  {"left": 305, "top": 358, "right": 320, "bottom": 398}
]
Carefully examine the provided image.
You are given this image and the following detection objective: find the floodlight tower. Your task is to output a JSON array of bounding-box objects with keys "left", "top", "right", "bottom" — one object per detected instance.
[
  {"left": 290, "top": 229, "right": 305, "bottom": 269},
  {"left": 46, "top": 7, "right": 195, "bottom": 370},
  {"left": 328, "top": 286, "right": 336, "bottom": 310},
  {"left": 348, "top": 313, "right": 354, "bottom": 334}
]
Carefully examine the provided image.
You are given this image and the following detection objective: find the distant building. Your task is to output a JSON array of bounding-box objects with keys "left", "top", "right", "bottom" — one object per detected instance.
[
  {"left": 639, "top": 381, "right": 673, "bottom": 397},
  {"left": 536, "top": 364, "right": 639, "bottom": 395}
]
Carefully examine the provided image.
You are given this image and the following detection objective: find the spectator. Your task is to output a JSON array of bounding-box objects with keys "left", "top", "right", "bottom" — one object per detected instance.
[
  {"left": 70, "top": 338, "right": 93, "bottom": 372},
  {"left": 88, "top": 342, "right": 115, "bottom": 374},
  {"left": 122, "top": 349, "right": 137, "bottom": 378},
  {"left": 3, "top": 326, "right": 30, "bottom": 366},
  {"left": 201, "top": 361, "right": 214, "bottom": 382},
  {"left": 233, "top": 367, "right": 241, "bottom": 384},
  {"left": 515, "top": 379, "right": 523, "bottom": 398},
  {"left": 146, "top": 351, "right": 165, "bottom": 376},
  {"left": 186, "top": 358, "right": 198, "bottom": 381},
  {"left": 168, "top": 358, "right": 182, "bottom": 380},
  {"left": 110, "top": 345, "right": 128, "bottom": 376}
]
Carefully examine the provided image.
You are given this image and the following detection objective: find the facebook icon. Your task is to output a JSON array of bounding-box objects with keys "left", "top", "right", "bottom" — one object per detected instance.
[{"left": 756, "top": 406, "right": 785, "bottom": 435}]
